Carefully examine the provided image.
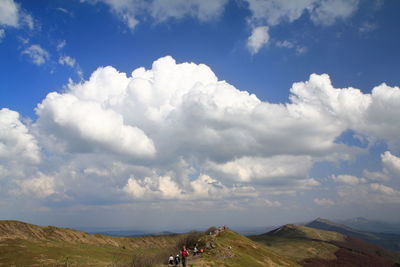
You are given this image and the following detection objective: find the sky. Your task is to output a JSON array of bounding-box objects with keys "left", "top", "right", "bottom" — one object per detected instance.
[{"left": 1, "top": 0, "right": 400, "bottom": 231}]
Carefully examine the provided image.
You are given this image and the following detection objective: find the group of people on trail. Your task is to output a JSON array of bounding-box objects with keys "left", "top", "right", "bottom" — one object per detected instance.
[{"left": 168, "top": 246, "right": 189, "bottom": 267}]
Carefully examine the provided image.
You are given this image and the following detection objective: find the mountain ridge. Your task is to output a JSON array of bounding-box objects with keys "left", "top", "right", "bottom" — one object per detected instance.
[
  {"left": 305, "top": 217, "right": 400, "bottom": 251},
  {"left": 250, "top": 223, "right": 400, "bottom": 267}
]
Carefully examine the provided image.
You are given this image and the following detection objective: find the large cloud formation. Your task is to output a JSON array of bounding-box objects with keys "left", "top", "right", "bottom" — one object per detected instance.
[
  {"left": 2, "top": 56, "right": 400, "bottom": 207},
  {"left": 0, "top": 108, "right": 43, "bottom": 198}
]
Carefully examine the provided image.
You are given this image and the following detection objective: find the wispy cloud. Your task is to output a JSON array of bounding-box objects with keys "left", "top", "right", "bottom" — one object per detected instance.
[
  {"left": 58, "top": 55, "right": 76, "bottom": 67},
  {"left": 22, "top": 44, "right": 49, "bottom": 65}
]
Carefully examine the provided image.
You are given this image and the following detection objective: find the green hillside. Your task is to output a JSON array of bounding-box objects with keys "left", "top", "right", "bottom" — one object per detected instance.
[
  {"left": 250, "top": 224, "right": 344, "bottom": 263},
  {"left": 305, "top": 218, "right": 400, "bottom": 251},
  {"left": 250, "top": 224, "right": 400, "bottom": 267},
  {"left": 198, "top": 229, "right": 300, "bottom": 267},
  {"left": 0, "top": 220, "right": 181, "bottom": 266}
]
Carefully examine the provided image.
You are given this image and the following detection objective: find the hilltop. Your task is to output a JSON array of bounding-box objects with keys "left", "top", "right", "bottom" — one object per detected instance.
[{"left": 250, "top": 223, "right": 400, "bottom": 267}]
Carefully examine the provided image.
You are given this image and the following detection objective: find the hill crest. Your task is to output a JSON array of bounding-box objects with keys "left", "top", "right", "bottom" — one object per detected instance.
[{"left": 266, "top": 224, "right": 345, "bottom": 242}]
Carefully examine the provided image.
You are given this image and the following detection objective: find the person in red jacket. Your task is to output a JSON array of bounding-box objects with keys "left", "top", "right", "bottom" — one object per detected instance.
[{"left": 180, "top": 246, "right": 189, "bottom": 267}]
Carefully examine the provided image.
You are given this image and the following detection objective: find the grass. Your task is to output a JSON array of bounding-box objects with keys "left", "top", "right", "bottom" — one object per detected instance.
[
  {"left": 0, "top": 234, "right": 181, "bottom": 266},
  {"left": 199, "top": 230, "right": 300, "bottom": 267},
  {"left": 0, "top": 220, "right": 187, "bottom": 266},
  {"left": 0, "top": 238, "right": 138, "bottom": 266},
  {"left": 248, "top": 224, "right": 345, "bottom": 264},
  {"left": 250, "top": 235, "right": 339, "bottom": 263}
]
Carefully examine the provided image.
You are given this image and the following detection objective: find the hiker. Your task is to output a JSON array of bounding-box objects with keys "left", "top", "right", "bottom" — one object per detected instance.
[
  {"left": 168, "top": 254, "right": 174, "bottom": 265},
  {"left": 180, "top": 246, "right": 189, "bottom": 267},
  {"left": 174, "top": 254, "right": 180, "bottom": 266}
]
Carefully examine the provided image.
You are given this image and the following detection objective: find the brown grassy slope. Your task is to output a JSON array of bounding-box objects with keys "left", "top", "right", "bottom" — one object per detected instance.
[
  {"left": 0, "top": 220, "right": 179, "bottom": 248},
  {"left": 0, "top": 220, "right": 181, "bottom": 266}
]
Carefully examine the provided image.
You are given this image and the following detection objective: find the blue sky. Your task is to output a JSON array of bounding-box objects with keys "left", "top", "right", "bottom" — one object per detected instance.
[{"left": 1, "top": 0, "right": 400, "bottom": 230}]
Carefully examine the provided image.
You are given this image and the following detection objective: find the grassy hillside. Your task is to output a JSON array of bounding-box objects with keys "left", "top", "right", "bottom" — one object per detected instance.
[
  {"left": 250, "top": 224, "right": 344, "bottom": 263},
  {"left": 197, "top": 229, "right": 300, "bottom": 267},
  {"left": 250, "top": 223, "right": 400, "bottom": 267},
  {"left": 0, "top": 220, "right": 181, "bottom": 266},
  {"left": 0, "top": 220, "right": 300, "bottom": 267},
  {"left": 305, "top": 218, "right": 400, "bottom": 251}
]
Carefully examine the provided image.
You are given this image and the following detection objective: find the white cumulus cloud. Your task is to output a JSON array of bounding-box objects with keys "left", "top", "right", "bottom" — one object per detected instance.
[
  {"left": 381, "top": 151, "right": 400, "bottom": 177},
  {"left": 205, "top": 155, "right": 313, "bottom": 183},
  {"left": 0, "top": 55, "right": 394, "bottom": 208},
  {"left": 27, "top": 56, "right": 400, "bottom": 205},
  {"left": 123, "top": 174, "right": 257, "bottom": 201},
  {"left": 14, "top": 173, "right": 56, "bottom": 199},
  {"left": 36, "top": 91, "right": 156, "bottom": 159},
  {"left": 0, "top": 108, "right": 40, "bottom": 164}
]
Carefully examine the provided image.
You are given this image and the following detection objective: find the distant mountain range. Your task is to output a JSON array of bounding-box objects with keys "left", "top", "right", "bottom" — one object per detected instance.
[{"left": 338, "top": 217, "right": 400, "bottom": 234}]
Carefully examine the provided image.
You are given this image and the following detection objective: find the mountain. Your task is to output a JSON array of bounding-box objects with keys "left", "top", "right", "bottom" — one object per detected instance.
[
  {"left": 305, "top": 218, "right": 400, "bottom": 251},
  {"left": 0, "top": 220, "right": 181, "bottom": 266},
  {"left": 338, "top": 217, "right": 400, "bottom": 234},
  {"left": 250, "top": 224, "right": 400, "bottom": 267},
  {"left": 0, "top": 220, "right": 298, "bottom": 267}
]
